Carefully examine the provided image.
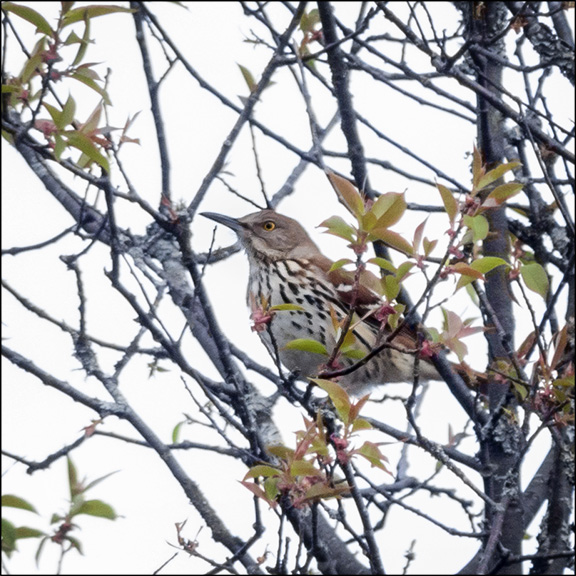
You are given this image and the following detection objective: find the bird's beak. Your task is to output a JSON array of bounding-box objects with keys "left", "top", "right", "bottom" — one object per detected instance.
[{"left": 201, "top": 212, "right": 244, "bottom": 233}]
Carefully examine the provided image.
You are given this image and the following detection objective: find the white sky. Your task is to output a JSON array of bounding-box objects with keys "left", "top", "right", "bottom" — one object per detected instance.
[{"left": 2, "top": 2, "right": 574, "bottom": 575}]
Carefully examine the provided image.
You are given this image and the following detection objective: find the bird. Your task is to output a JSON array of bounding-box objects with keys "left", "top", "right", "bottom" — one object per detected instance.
[{"left": 202, "top": 209, "right": 465, "bottom": 395}]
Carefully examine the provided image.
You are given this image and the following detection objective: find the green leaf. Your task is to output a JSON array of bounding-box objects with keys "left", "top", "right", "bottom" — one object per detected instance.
[
  {"left": 423, "top": 237, "right": 437, "bottom": 257},
  {"left": 351, "top": 417, "right": 372, "bottom": 432},
  {"left": 342, "top": 348, "right": 366, "bottom": 360},
  {"left": 64, "top": 30, "right": 83, "bottom": 45},
  {"left": 311, "top": 379, "right": 352, "bottom": 424},
  {"left": 1, "top": 85, "right": 22, "bottom": 95},
  {"left": 79, "top": 101, "right": 103, "bottom": 133},
  {"left": 70, "top": 70, "right": 111, "bottom": 105},
  {"left": 62, "top": 5, "right": 136, "bottom": 27},
  {"left": 237, "top": 64, "right": 257, "bottom": 93},
  {"left": 172, "top": 420, "right": 184, "bottom": 444},
  {"left": 15, "top": 526, "right": 45, "bottom": 540},
  {"left": 453, "top": 262, "right": 485, "bottom": 291},
  {"left": 53, "top": 134, "right": 66, "bottom": 160},
  {"left": 2, "top": 2, "right": 53, "bottom": 36},
  {"left": 43, "top": 102, "right": 62, "bottom": 125},
  {"left": 300, "top": 483, "right": 337, "bottom": 502},
  {"left": 396, "top": 261, "right": 414, "bottom": 281},
  {"left": 550, "top": 325, "right": 569, "bottom": 371},
  {"left": 72, "top": 499, "right": 117, "bottom": 520},
  {"left": 83, "top": 470, "right": 119, "bottom": 493},
  {"left": 244, "top": 465, "right": 281, "bottom": 479},
  {"left": 437, "top": 183, "right": 459, "bottom": 223},
  {"left": 21, "top": 52, "right": 44, "bottom": 84},
  {"left": 67, "top": 457, "right": 79, "bottom": 498},
  {"left": 290, "top": 460, "right": 320, "bottom": 478},
  {"left": 412, "top": 218, "right": 426, "bottom": 253},
  {"left": 267, "top": 445, "right": 295, "bottom": 461},
  {"left": 73, "top": 16, "right": 92, "bottom": 67},
  {"left": 512, "top": 381, "right": 529, "bottom": 401},
  {"left": 65, "top": 535, "right": 83, "bottom": 554},
  {"left": 483, "top": 182, "right": 523, "bottom": 207},
  {"left": 303, "top": 482, "right": 349, "bottom": 502},
  {"left": 242, "top": 477, "right": 278, "bottom": 506},
  {"left": 355, "top": 441, "right": 390, "bottom": 472},
  {"left": 519, "top": 262, "right": 549, "bottom": 298},
  {"left": 369, "top": 192, "right": 406, "bottom": 229},
  {"left": 477, "top": 161, "right": 521, "bottom": 190},
  {"left": 469, "top": 257, "right": 509, "bottom": 275},
  {"left": 463, "top": 214, "right": 489, "bottom": 243},
  {"left": 319, "top": 215, "right": 357, "bottom": 243},
  {"left": 1, "top": 495, "right": 38, "bottom": 513},
  {"left": 368, "top": 257, "right": 397, "bottom": 274},
  {"left": 283, "top": 338, "right": 328, "bottom": 355},
  {"left": 300, "top": 42, "right": 317, "bottom": 69},
  {"left": 60, "top": 96, "right": 76, "bottom": 129},
  {"left": 74, "top": 64, "right": 102, "bottom": 81},
  {"left": 338, "top": 324, "right": 358, "bottom": 351},
  {"left": 34, "top": 535, "right": 50, "bottom": 564},
  {"left": 270, "top": 303, "right": 305, "bottom": 312},
  {"left": 327, "top": 172, "right": 365, "bottom": 218},
  {"left": 368, "top": 228, "right": 413, "bottom": 255},
  {"left": 262, "top": 477, "right": 280, "bottom": 505},
  {"left": 64, "top": 130, "right": 110, "bottom": 173},
  {"left": 50, "top": 513, "right": 64, "bottom": 524},
  {"left": 329, "top": 258, "right": 353, "bottom": 272},
  {"left": 381, "top": 275, "right": 400, "bottom": 301},
  {"left": 300, "top": 8, "right": 320, "bottom": 32},
  {"left": 552, "top": 376, "right": 574, "bottom": 389},
  {"left": 452, "top": 262, "right": 485, "bottom": 279},
  {"left": 348, "top": 394, "right": 371, "bottom": 422},
  {"left": 471, "top": 146, "right": 484, "bottom": 190},
  {"left": 1, "top": 518, "right": 17, "bottom": 556},
  {"left": 61, "top": 2, "right": 75, "bottom": 16}
]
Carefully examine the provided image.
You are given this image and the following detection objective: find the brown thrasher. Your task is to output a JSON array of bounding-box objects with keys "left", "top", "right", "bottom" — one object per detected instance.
[{"left": 203, "top": 209, "right": 451, "bottom": 395}]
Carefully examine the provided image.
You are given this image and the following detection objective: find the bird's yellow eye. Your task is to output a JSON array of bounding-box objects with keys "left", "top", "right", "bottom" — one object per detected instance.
[{"left": 263, "top": 221, "right": 276, "bottom": 231}]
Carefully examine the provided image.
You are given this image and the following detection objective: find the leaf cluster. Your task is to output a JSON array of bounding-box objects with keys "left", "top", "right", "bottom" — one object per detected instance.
[
  {"left": 2, "top": 458, "right": 117, "bottom": 566},
  {"left": 243, "top": 381, "right": 390, "bottom": 510},
  {"left": 2, "top": 2, "right": 138, "bottom": 173}
]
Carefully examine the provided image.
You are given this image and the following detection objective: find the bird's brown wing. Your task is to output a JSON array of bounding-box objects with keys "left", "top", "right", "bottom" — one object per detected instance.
[{"left": 318, "top": 255, "right": 487, "bottom": 387}]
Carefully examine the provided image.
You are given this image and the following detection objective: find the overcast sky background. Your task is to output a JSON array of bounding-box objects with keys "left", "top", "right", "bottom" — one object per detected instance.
[{"left": 2, "top": 2, "right": 574, "bottom": 575}]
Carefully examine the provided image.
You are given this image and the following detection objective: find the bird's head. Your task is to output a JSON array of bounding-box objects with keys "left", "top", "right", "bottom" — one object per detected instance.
[{"left": 202, "top": 209, "right": 321, "bottom": 262}]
